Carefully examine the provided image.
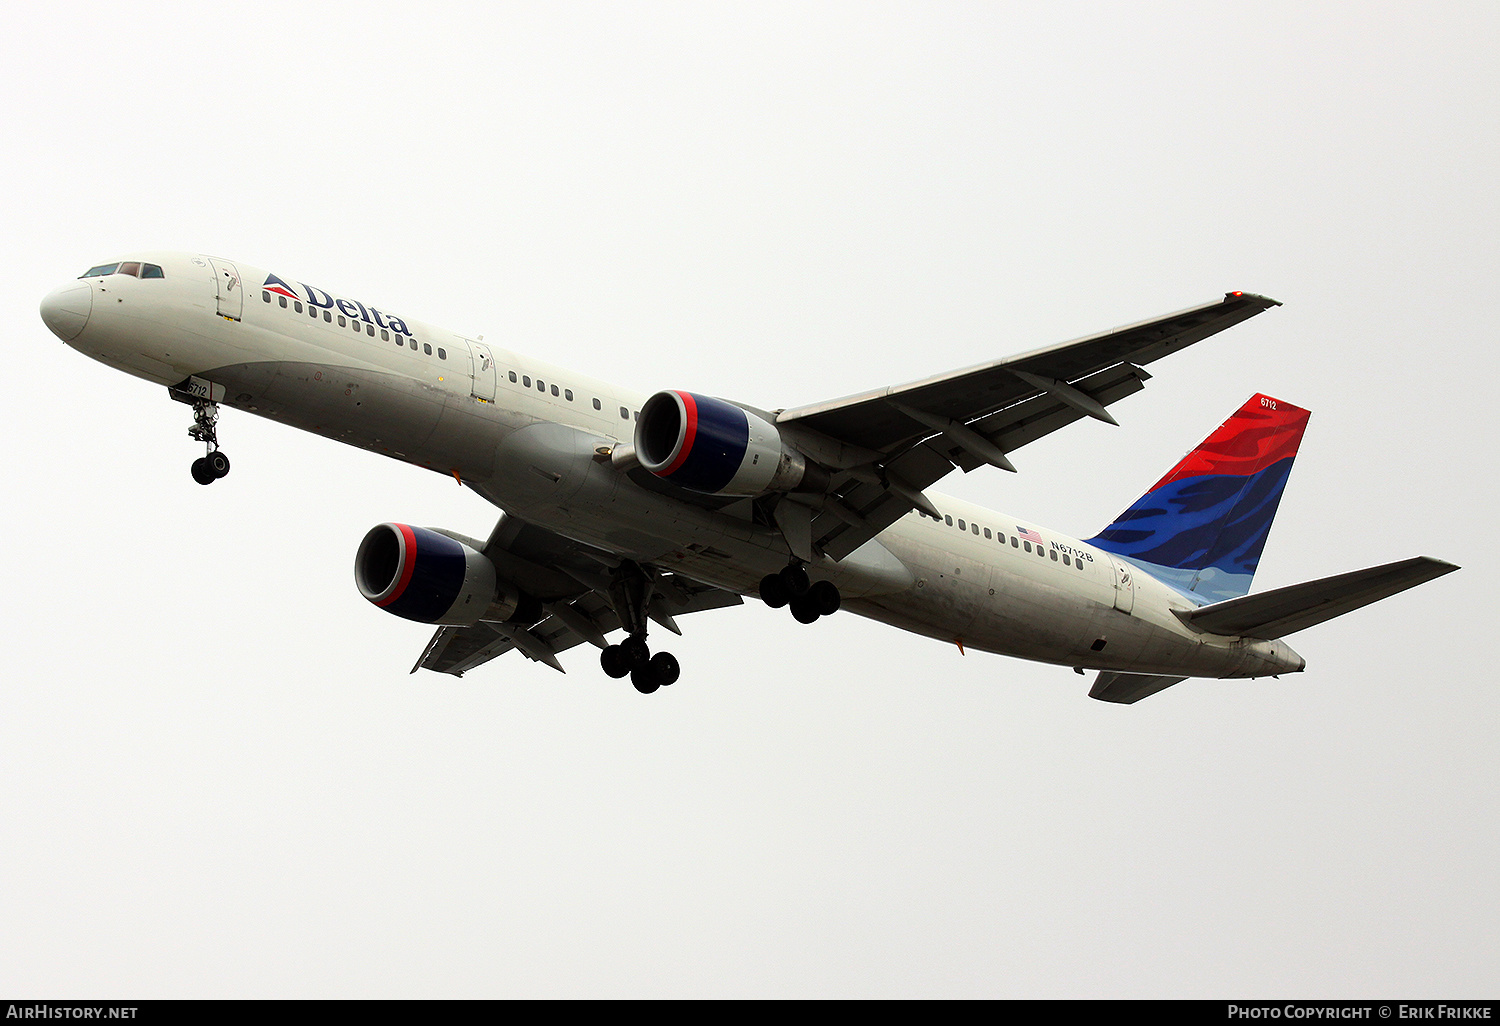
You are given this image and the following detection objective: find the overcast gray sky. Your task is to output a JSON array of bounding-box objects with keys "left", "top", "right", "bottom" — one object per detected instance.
[{"left": 3, "top": 1, "right": 1495, "bottom": 999}]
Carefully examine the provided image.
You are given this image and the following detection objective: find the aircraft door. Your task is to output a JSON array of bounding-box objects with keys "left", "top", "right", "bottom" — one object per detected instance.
[
  {"left": 206, "top": 257, "right": 242, "bottom": 321},
  {"left": 1108, "top": 556, "right": 1136, "bottom": 615},
  {"left": 466, "top": 339, "right": 496, "bottom": 402}
]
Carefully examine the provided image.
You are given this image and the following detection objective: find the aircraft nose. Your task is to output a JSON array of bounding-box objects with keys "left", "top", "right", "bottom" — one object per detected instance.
[{"left": 40, "top": 282, "right": 92, "bottom": 342}]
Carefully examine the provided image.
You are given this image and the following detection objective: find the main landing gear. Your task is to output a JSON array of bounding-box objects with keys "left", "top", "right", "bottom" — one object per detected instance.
[
  {"left": 600, "top": 637, "right": 681, "bottom": 695},
  {"left": 758, "top": 563, "right": 841, "bottom": 624},
  {"left": 597, "top": 561, "right": 682, "bottom": 694},
  {"left": 187, "top": 398, "right": 230, "bottom": 485}
]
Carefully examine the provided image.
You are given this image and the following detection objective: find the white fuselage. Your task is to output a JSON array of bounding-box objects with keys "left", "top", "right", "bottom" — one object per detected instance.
[{"left": 43, "top": 252, "right": 1304, "bottom": 680}]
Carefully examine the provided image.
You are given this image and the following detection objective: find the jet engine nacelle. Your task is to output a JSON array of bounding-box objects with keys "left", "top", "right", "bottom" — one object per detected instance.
[
  {"left": 354, "top": 523, "right": 541, "bottom": 626},
  {"left": 635, "top": 390, "right": 824, "bottom": 496}
]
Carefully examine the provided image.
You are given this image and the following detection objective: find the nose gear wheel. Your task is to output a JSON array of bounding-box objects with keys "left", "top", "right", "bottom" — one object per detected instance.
[{"left": 185, "top": 398, "right": 230, "bottom": 485}]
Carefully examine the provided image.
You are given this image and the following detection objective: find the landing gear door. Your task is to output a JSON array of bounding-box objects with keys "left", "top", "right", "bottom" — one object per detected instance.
[
  {"left": 206, "top": 257, "right": 242, "bottom": 321},
  {"left": 466, "top": 339, "right": 496, "bottom": 402},
  {"left": 1109, "top": 556, "right": 1136, "bottom": 615}
]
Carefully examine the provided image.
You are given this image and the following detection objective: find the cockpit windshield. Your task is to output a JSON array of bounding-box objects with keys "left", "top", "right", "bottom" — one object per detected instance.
[{"left": 80, "top": 262, "right": 164, "bottom": 279}]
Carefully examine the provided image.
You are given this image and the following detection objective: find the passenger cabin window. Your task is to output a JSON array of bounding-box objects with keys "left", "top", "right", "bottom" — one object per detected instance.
[
  {"left": 524, "top": 376, "right": 532, "bottom": 387},
  {"left": 423, "top": 343, "right": 432, "bottom": 354},
  {"left": 620, "top": 406, "right": 629, "bottom": 419},
  {"left": 957, "top": 519, "right": 966, "bottom": 531},
  {"left": 438, "top": 348, "right": 446, "bottom": 360},
  {"left": 592, "top": 398, "right": 601, "bottom": 410},
  {"left": 944, "top": 516, "right": 953, "bottom": 527},
  {"left": 565, "top": 389, "right": 573, "bottom": 401},
  {"left": 983, "top": 528, "right": 991, "bottom": 539}
]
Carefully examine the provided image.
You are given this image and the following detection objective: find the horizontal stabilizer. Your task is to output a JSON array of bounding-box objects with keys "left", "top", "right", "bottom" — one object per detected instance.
[
  {"left": 1090, "top": 672, "right": 1188, "bottom": 704},
  {"left": 1177, "top": 556, "right": 1459, "bottom": 640}
]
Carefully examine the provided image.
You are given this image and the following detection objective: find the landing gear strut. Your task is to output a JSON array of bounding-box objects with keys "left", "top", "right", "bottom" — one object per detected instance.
[
  {"left": 187, "top": 398, "right": 230, "bottom": 485},
  {"left": 758, "top": 563, "right": 841, "bottom": 624},
  {"left": 598, "top": 561, "right": 682, "bottom": 694}
]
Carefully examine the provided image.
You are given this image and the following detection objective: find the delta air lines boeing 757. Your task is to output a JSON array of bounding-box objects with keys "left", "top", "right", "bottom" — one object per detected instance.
[{"left": 40, "top": 254, "right": 1458, "bottom": 701}]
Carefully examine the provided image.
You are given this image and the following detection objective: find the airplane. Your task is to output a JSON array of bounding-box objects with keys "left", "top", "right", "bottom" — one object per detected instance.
[{"left": 39, "top": 253, "right": 1459, "bottom": 703}]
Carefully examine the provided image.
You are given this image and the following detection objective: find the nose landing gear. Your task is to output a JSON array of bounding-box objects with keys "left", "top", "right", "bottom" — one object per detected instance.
[{"left": 186, "top": 398, "right": 230, "bottom": 485}]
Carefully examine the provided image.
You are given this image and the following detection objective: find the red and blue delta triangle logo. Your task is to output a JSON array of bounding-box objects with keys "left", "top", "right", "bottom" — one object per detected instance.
[{"left": 262, "top": 272, "right": 300, "bottom": 301}]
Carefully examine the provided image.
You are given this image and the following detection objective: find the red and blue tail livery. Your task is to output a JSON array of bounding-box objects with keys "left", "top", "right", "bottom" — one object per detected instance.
[{"left": 1087, "top": 394, "right": 1311, "bottom": 604}]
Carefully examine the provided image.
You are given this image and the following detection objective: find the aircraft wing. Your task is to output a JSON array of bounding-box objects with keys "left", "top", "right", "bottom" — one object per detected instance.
[
  {"left": 415, "top": 606, "right": 598, "bottom": 677},
  {"left": 412, "top": 515, "right": 743, "bottom": 677},
  {"left": 775, "top": 292, "right": 1281, "bottom": 561}
]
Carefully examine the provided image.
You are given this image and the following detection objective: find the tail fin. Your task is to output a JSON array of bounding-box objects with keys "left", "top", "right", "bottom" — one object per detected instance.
[{"left": 1086, "top": 394, "right": 1310, "bottom": 604}]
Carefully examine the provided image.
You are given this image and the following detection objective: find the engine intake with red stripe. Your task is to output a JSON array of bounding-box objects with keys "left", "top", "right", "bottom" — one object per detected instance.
[
  {"left": 635, "top": 390, "right": 821, "bottom": 496},
  {"left": 354, "top": 523, "right": 541, "bottom": 626}
]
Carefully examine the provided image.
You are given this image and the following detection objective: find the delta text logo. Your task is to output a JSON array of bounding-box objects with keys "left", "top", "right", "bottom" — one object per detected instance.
[{"left": 262, "top": 273, "right": 413, "bottom": 337}]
